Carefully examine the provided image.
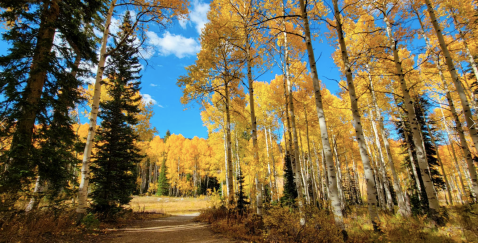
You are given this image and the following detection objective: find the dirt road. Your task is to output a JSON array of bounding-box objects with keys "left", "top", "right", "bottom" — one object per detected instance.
[{"left": 100, "top": 214, "right": 235, "bottom": 243}]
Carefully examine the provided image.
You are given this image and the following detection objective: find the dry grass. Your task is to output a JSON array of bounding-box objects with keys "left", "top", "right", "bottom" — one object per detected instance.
[
  {"left": 196, "top": 204, "right": 478, "bottom": 243},
  {"left": 128, "top": 195, "right": 211, "bottom": 215}
]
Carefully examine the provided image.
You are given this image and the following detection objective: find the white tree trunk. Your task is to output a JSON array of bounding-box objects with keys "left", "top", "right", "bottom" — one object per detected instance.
[
  {"left": 383, "top": 13, "right": 440, "bottom": 211},
  {"left": 367, "top": 64, "right": 409, "bottom": 216},
  {"left": 299, "top": 0, "right": 345, "bottom": 230},
  {"left": 76, "top": 0, "right": 117, "bottom": 219},
  {"left": 425, "top": 0, "right": 478, "bottom": 155},
  {"left": 333, "top": 0, "right": 380, "bottom": 227}
]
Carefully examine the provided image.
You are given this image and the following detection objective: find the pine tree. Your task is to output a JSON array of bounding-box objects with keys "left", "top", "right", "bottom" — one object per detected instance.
[
  {"left": 235, "top": 167, "right": 249, "bottom": 213},
  {"left": 395, "top": 96, "right": 445, "bottom": 214},
  {"left": 156, "top": 158, "right": 170, "bottom": 196},
  {"left": 280, "top": 154, "right": 298, "bottom": 207},
  {"left": 90, "top": 11, "right": 143, "bottom": 217},
  {"left": 0, "top": 0, "right": 102, "bottom": 210}
]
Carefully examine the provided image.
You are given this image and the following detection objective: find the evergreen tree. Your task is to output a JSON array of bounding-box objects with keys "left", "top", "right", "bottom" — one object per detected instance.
[
  {"left": 395, "top": 96, "right": 445, "bottom": 214},
  {"left": 280, "top": 153, "right": 298, "bottom": 207},
  {"left": 235, "top": 167, "right": 249, "bottom": 212},
  {"left": 0, "top": 0, "right": 103, "bottom": 210},
  {"left": 90, "top": 11, "right": 143, "bottom": 217},
  {"left": 156, "top": 158, "right": 170, "bottom": 196}
]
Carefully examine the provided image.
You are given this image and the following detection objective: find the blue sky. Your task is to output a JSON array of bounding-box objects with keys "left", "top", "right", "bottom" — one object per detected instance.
[
  {"left": 0, "top": 0, "right": 343, "bottom": 139},
  {"left": 134, "top": 0, "right": 343, "bottom": 139}
]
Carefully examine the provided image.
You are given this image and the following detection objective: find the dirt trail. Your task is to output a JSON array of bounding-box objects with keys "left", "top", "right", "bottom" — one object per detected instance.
[{"left": 101, "top": 214, "right": 236, "bottom": 243}]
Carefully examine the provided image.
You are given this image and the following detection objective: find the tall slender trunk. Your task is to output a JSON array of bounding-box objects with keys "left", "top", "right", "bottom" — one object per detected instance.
[
  {"left": 425, "top": 0, "right": 478, "bottom": 154},
  {"left": 312, "top": 140, "right": 324, "bottom": 202},
  {"left": 2, "top": 1, "right": 60, "bottom": 208},
  {"left": 269, "top": 127, "right": 278, "bottom": 200},
  {"left": 397, "top": 109, "right": 423, "bottom": 202},
  {"left": 382, "top": 12, "right": 439, "bottom": 211},
  {"left": 298, "top": 130, "right": 310, "bottom": 204},
  {"left": 366, "top": 138, "right": 385, "bottom": 209},
  {"left": 76, "top": 0, "right": 116, "bottom": 219},
  {"left": 243, "top": 25, "right": 262, "bottom": 214},
  {"left": 305, "top": 107, "right": 314, "bottom": 203},
  {"left": 286, "top": 57, "right": 306, "bottom": 224},
  {"left": 333, "top": 0, "right": 380, "bottom": 227},
  {"left": 440, "top": 107, "right": 469, "bottom": 204},
  {"left": 426, "top": 122, "right": 453, "bottom": 205},
  {"left": 449, "top": 9, "right": 478, "bottom": 83},
  {"left": 299, "top": 0, "right": 345, "bottom": 230},
  {"left": 444, "top": 91, "right": 478, "bottom": 198},
  {"left": 224, "top": 131, "right": 229, "bottom": 198},
  {"left": 225, "top": 81, "right": 234, "bottom": 205},
  {"left": 265, "top": 129, "right": 274, "bottom": 201},
  {"left": 333, "top": 137, "right": 345, "bottom": 211},
  {"left": 367, "top": 64, "right": 409, "bottom": 215},
  {"left": 414, "top": 10, "right": 455, "bottom": 206},
  {"left": 370, "top": 110, "right": 394, "bottom": 211}
]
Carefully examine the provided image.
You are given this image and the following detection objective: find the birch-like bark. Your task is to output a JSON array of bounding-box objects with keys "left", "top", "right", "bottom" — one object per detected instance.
[
  {"left": 224, "top": 131, "right": 229, "bottom": 198},
  {"left": 76, "top": 0, "right": 117, "bottom": 218},
  {"left": 265, "top": 129, "right": 274, "bottom": 201},
  {"left": 440, "top": 107, "right": 469, "bottom": 204},
  {"left": 312, "top": 140, "right": 325, "bottom": 200},
  {"left": 449, "top": 9, "right": 478, "bottom": 83},
  {"left": 367, "top": 64, "right": 409, "bottom": 216},
  {"left": 426, "top": 122, "right": 453, "bottom": 205},
  {"left": 25, "top": 174, "right": 43, "bottom": 212},
  {"left": 298, "top": 130, "right": 310, "bottom": 204},
  {"left": 269, "top": 127, "right": 279, "bottom": 200},
  {"left": 333, "top": 0, "right": 380, "bottom": 226},
  {"left": 286, "top": 59, "right": 306, "bottom": 224},
  {"left": 299, "top": 0, "right": 345, "bottom": 229},
  {"left": 414, "top": 10, "right": 455, "bottom": 205},
  {"left": 333, "top": 137, "right": 345, "bottom": 210},
  {"left": 370, "top": 110, "right": 394, "bottom": 211},
  {"left": 397, "top": 110, "right": 423, "bottom": 202},
  {"left": 424, "top": 0, "right": 478, "bottom": 155},
  {"left": 312, "top": 140, "right": 324, "bottom": 201},
  {"left": 366, "top": 138, "right": 385, "bottom": 209},
  {"left": 382, "top": 12, "right": 440, "bottom": 211},
  {"left": 224, "top": 81, "right": 235, "bottom": 205},
  {"left": 444, "top": 91, "right": 478, "bottom": 198}
]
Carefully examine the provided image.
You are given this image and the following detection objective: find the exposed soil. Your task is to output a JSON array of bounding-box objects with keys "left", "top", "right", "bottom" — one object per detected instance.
[{"left": 99, "top": 214, "right": 237, "bottom": 243}]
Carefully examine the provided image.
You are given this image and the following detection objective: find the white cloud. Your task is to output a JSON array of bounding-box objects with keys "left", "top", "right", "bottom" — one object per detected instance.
[
  {"left": 146, "top": 31, "right": 200, "bottom": 58},
  {"left": 189, "top": 0, "right": 210, "bottom": 34},
  {"left": 179, "top": 18, "right": 188, "bottom": 29},
  {"left": 150, "top": 83, "right": 158, "bottom": 87},
  {"left": 157, "top": 104, "right": 164, "bottom": 108},
  {"left": 142, "top": 93, "right": 157, "bottom": 105}
]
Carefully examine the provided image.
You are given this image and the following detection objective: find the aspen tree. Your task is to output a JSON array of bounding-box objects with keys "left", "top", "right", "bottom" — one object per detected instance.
[
  {"left": 423, "top": 0, "right": 478, "bottom": 155},
  {"left": 298, "top": 0, "right": 345, "bottom": 230},
  {"left": 285, "top": 55, "right": 306, "bottom": 224},
  {"left": 367, "top": 64, "right": 410, "bottom": 216},
  {"left": 331, "top": 0, "right": 380, "bottom": 227},
  {"left": 77, "top": 0, "right": 117, "bottom": 219},
  {"left": 375, "top": 1, "right": 440, "bottom": 212},
  {"left": 414, "top": 9, "right": 455, "bottom": 206}
]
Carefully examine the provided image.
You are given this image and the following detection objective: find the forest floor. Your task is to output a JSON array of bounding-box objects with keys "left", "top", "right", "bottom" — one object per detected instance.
[
  {"left": 99, "top": 214, "right": 235, "bottom": 243},
  {"left": 96, "top": 195, "right": 237, "bottom": 242}
]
